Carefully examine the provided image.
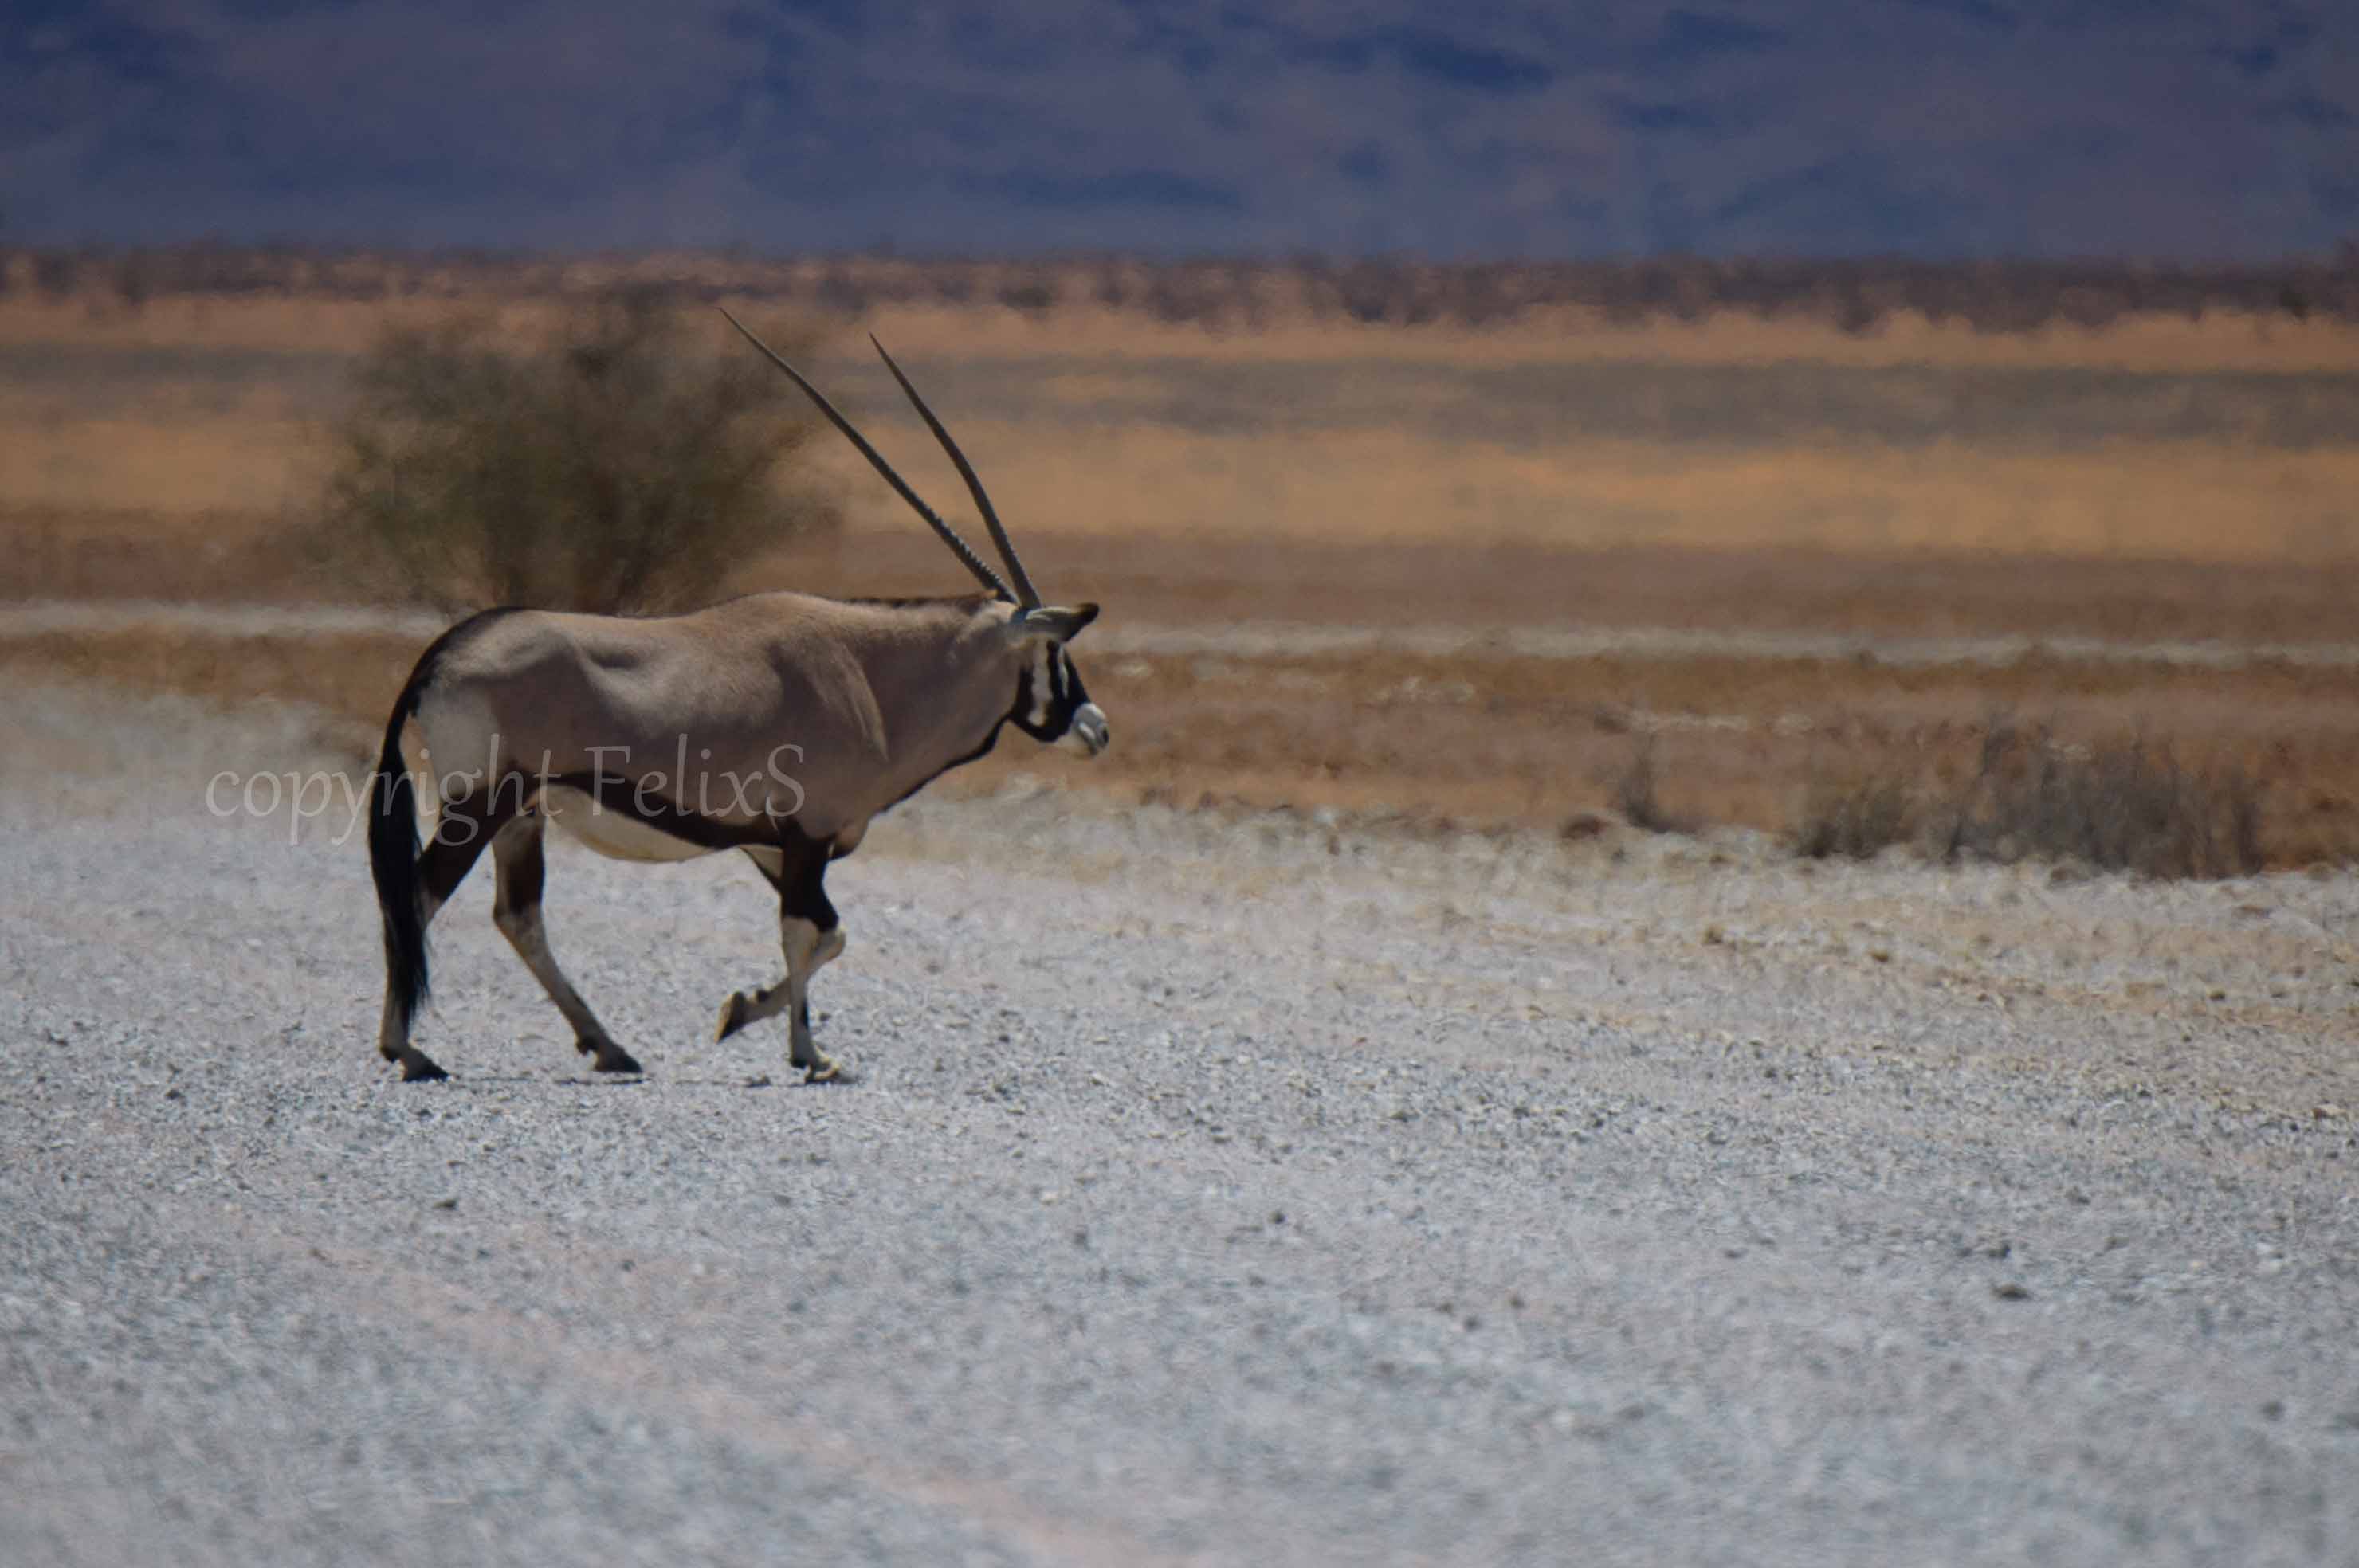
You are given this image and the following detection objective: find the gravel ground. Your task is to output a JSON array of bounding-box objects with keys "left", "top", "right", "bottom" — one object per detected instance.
[{"left": 5, "top": 680, "right": 2359, "bottom": 1566}]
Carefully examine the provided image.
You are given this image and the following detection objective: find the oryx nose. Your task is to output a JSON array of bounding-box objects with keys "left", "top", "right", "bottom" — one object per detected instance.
[{"left": 1074, "top": 703, "right": 1110, "bottom": 755}]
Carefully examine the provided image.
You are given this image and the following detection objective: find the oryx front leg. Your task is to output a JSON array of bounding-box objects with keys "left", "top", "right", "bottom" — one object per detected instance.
[
  {"left": 716, "top": 846, "right": 845, "bottom": 1081},
  {"left": 716, "top": 925, "right": 846, "bottom": 1046},
  {"left": 781, "top": 916, "right": 844, "bottom": 1083},
  {"left": 492, "top": 815, "right": 642, "bottom": 1075}
]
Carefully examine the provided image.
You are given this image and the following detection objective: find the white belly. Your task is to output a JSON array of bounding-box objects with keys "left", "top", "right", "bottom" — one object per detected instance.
[{"left": 540, "top": 786, "right": 720, "bottom": 864}]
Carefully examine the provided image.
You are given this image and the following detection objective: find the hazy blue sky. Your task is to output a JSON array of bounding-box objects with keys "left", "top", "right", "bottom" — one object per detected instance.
[{"left": 6, "top": 1, "right": 2353, "bottom": 257}]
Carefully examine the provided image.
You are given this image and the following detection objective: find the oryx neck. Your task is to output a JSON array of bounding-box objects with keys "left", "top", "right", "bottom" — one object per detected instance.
[{"left": 829, "top": 596, "right": 1029, "bottom": 814}]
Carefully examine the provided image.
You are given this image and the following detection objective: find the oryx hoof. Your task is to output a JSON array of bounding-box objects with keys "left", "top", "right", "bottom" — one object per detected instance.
[
  {"left": 581, "top": 1038, "right": 643, "bottom": 1075},
  {"left": 715, "top": 992, "right": 752, "bottom": 1043},
  {"left": 398, "top": 1051, "right": 449, "bottom": 1083},
  {"left": 800, "top": 1057, "right": 843, "bottom": 1085}
]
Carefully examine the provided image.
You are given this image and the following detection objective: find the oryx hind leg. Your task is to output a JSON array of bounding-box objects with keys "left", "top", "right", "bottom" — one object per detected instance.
[
  {"left": 715, "top": 844, "right": 845, "bottom": 1082},
  {"left": 492, "top": 813, "right": 642, "bottom": 1075}
]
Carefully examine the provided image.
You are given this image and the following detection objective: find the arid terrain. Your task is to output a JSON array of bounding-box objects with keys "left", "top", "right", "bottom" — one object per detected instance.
[
  {"left": 5, "top": 253, "right": 2357, "bottom": 865},
  {"left": 5, "top": 253, "right": 2359, "bottom": 1563},
  {"left": 5, "top": 677, "right": 2359, "bottom": 1566}
]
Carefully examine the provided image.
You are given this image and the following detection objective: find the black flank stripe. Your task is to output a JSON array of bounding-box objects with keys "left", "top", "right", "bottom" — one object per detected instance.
[{"left": 547, "top": 772, "right": 784, "bottom": 852}]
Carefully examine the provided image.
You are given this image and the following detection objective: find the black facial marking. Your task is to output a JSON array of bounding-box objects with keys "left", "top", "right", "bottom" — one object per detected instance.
[{"left": 1011, "top": 645, "right": 1095, "bottom": 743}]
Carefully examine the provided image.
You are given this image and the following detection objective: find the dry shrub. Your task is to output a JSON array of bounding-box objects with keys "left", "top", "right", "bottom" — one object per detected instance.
[
  {"left": 1946, "top": 720, "right": 2264, "bottom": 880},
  {"left": 313, "top": 288, "right": 834, "bottom": 613},
  {"left": 1613, "top": 736, "right": 1690, "bottom": 834},
  {"left": 1793, "top": 717, "right": 2267, "bottom": 879},
  {"left": 1795, "top": 771, "right": 1923, "bottom": 860}
]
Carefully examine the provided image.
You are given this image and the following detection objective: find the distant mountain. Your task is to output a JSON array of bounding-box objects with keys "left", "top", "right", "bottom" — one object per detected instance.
[{"left": 4, "top": 2, "right": 2351, "bottom": 258}]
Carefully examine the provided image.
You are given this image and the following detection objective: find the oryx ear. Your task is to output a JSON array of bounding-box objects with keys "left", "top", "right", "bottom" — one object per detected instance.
[{"left": 1003, "top": 602, "right": 1100, "bottom": 644}]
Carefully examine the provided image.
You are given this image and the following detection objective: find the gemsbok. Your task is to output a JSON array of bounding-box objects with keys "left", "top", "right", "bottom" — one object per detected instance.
[{"left": 367, "top": 309, "right": 1108, "bottom": 1083}]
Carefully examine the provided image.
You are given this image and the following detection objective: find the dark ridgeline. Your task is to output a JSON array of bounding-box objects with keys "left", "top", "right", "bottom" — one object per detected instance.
[{"left": 8, "top": 244, "right": 2359, "bottom": 334}]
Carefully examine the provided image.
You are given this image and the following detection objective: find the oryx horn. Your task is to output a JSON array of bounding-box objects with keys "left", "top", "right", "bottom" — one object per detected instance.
[
  {"left": 869, "top": 334, "right": 1041, "bottom": 610},
  {"left": 716, "top": 305, "right": 1012, "bottom": 602}
]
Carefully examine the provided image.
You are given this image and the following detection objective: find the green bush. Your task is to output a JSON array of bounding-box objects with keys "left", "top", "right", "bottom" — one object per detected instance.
[{"left": 318, "top": 288, "right": 834, "bottom": 613}]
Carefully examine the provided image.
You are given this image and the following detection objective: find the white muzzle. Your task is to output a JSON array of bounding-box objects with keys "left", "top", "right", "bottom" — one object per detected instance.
[{"left": 1067, "top": 702, "right": 1110, "bottom": 757}]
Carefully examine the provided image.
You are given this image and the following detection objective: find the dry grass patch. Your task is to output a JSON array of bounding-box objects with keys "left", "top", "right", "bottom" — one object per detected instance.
[
  {"left": 1796, "top": 719, "right": 2275, "bottom": 879},
  {"left": 910, "top": 424, "right": 2359, "bottom": 558},
  {"left": 6, "top": 625, "right": 2355, "bottom": 876},
  {"left": 9, "top": 284, "right": 2359, "bottom": 565},
  {"left": 6, "top": 265, "right": 2357, "bottom": 876}
]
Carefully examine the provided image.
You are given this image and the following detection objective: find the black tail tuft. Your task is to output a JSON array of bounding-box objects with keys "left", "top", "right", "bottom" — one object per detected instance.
[
  {"left": 366, "top": 607, "right": 521, "bottom": 1040},
  {"left": 370, "top": 687, "right": 429, "bottom": 1036}
]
